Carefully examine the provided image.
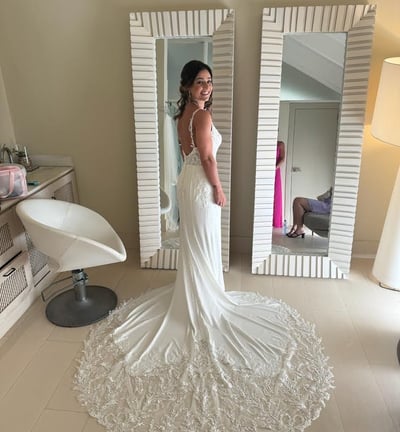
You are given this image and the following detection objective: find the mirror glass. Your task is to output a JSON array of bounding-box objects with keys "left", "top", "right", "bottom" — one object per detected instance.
[
  {"left": 272, "top": 32, "right": 346, "bottom": 257},
  {"left": 130, "top": 9, "right": 234, "bottom": 270},
  {"left": 252, "top": 5, "right": 376, "bottom": 278},
  {"left": 157, "top": 37, "right": 212, "bottom": 250}
]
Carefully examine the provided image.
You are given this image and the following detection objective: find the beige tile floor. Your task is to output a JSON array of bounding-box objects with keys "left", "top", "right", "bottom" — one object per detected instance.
[
  {"left": 272, "top": 228, "right": 329, "bottom": 256},
  {"left": 0, "top": 251, "right": 399, "bottom": 432}
]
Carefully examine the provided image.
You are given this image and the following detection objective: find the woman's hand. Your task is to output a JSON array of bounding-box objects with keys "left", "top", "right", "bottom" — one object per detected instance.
[{"left": 213, "top": 185, "right": 226, "bottom": 207}]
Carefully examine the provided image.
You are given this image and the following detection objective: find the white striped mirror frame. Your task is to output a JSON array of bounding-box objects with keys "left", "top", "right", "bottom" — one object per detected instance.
[
  {"left": 129, "top": 9, "right": 235, "bottom": 270},
  {"left": 252, "top": 5, "right": 376, "bottom": 277}
]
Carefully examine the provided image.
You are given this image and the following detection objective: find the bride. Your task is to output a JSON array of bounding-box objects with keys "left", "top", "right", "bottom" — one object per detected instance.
[{"left": 75, "top": 60, "right": 334, "bottom": 431}]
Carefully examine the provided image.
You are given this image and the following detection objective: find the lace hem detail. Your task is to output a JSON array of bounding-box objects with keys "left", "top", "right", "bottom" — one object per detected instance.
[{"left": 74, "top": 291, "right": 334, "bottom": 432}]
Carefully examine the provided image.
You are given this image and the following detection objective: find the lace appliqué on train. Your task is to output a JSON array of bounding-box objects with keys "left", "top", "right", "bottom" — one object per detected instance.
[{"left": 74, "top": 291, "right": 334, "bottom": 432}]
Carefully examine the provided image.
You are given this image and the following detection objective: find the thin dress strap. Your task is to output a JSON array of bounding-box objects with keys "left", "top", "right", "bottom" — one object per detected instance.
[{"left": 188, "top": 108, "right": 202, "bottom": 148}]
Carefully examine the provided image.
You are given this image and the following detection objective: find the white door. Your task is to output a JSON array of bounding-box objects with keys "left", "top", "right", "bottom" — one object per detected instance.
[{"left": 285, "top": 102, "right": 339, "bottom": 223}]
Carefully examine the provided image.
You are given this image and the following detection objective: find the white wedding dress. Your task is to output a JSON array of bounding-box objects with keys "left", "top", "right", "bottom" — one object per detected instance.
[{"left": 75, "top": 111, "right": 334, "bottom": 431}]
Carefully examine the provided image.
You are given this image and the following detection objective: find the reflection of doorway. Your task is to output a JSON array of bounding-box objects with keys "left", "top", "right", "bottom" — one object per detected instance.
[{"left": 285, "top": 102, "right": 338, "bottom": 224}]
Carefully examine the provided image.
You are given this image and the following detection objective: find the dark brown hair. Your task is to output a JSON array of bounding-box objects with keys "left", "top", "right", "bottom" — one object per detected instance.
[{"left": 174, "top": 60, "right": 213, "bottom": 119}]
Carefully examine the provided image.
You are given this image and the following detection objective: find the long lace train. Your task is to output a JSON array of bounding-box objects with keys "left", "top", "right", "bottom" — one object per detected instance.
[{"left": 74, "top": 287, "right": 333, "bottom": 431}]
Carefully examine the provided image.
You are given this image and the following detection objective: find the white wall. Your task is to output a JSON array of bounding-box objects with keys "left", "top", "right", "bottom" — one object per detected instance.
[
  {"left": 0, "top": 0, "right": 399, "bottom": 256},
  {"left": 281, "top": 63, "right": 341, "bottom": 102},
  {"left": 0, "top": 65, "right": 15, "bottom": 145}
]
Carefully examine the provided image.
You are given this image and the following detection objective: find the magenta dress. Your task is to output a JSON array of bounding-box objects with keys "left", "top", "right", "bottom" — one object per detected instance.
[{"left": 273, "top": 142, "right": 283, "bottom": 228}]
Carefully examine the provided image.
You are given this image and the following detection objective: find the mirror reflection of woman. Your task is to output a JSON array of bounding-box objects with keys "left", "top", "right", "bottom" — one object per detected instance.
[
  {"left": 175, "top": 61, "right": 226, "bottom": 207},
  {"left": 74, "top": 60, "right": 334, "bottom": 431}
]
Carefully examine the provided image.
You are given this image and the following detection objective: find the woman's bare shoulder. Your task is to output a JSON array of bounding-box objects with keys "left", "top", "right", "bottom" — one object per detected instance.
[{"left": 193, "top": 109, "right": 212, "bottom": 128}]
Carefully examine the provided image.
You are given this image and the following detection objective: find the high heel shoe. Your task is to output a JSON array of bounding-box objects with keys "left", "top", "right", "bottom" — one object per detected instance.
[
  {"left": 286, "top": 231, "right": 305, "bottom": 238},
  {"left": 286, "top": 227, "right": 296, "bottom": 236}
]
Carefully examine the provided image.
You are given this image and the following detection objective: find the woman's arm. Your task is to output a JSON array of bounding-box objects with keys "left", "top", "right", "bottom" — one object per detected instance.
[
  {"left": 193, "top": 111, "right": 226, "bottom": 207},
  {"left": 317, "top": 187, "right": 332, "bottom": 201},
  {"left": 276, "top": 141, "right": 285, "bottom": 168}
]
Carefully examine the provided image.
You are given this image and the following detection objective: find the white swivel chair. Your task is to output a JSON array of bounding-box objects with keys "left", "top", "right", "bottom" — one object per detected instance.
[{"left": 16, "top": 199, "right": 127, "bottom": 327}]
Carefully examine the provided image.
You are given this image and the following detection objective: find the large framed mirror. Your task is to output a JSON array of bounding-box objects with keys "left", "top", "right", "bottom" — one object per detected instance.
[
  {"left": 130, "top": 9, "right": 234, "bottom": 270},
  {"left": 252, "top": 5, "right": 376, "bottom": 278}
]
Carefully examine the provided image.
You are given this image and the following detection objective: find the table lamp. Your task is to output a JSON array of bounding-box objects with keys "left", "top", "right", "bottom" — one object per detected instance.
[{"left": 371, "top": 57, "right": 400, "bottom": 291}]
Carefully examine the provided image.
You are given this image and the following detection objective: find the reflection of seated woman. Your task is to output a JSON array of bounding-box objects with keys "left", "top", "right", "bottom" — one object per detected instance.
[{"left": 286, "top": 187, "right": 332, "bottom": 238}]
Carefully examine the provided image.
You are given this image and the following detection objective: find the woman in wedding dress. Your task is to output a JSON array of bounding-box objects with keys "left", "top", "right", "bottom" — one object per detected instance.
[{"left": 75, "top": 60, "right": 334, "bottom": 431}]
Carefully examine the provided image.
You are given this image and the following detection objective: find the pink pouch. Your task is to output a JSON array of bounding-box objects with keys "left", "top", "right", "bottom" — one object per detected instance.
[{"left": 0, "top": 165, "right": 28, "bottom": 199}]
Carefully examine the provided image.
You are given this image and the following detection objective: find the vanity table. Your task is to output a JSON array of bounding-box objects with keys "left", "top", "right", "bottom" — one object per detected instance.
[{"left": 0, "top": 165, "right": 78, "bottom": 339}]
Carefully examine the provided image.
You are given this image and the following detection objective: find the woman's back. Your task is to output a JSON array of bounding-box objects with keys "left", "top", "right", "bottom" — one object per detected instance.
[{"left": 177, "top": 106, "right": 221, "bottom": 159}]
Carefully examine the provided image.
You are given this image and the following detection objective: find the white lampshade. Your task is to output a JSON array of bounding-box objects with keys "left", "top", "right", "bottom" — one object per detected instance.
[
  {"left": 371, "top": 57, "right": 400, "bottom": 146},
  {"left": 371, "top": 57, "right": 400, "bottom": 290}
]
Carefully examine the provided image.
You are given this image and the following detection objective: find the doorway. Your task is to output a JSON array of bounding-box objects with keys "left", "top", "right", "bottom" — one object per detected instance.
[{"left": 284, "top": 102, "right": 339, "bottom": 224}]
